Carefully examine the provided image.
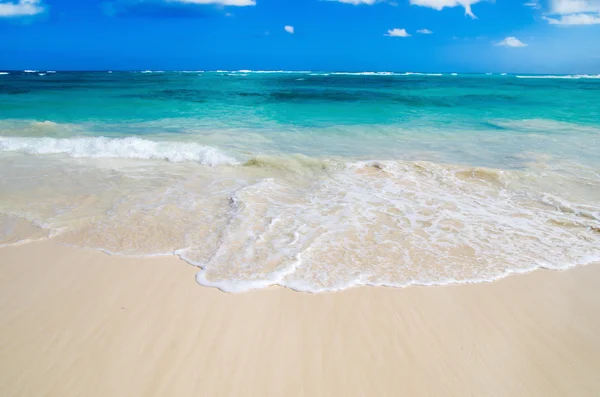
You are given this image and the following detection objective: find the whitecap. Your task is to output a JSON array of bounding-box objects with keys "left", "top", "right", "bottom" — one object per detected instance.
[
  {"left": 401, "top": 72, "right": 443, "bottom": 76},
  {"left": 516, "top": 74, "right": 600, "bottom": 79},
  {"left": 0, "top": 136, "right": 239, "bottom": 166}
]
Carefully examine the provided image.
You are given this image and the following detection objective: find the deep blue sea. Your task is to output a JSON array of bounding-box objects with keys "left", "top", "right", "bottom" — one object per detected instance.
[{"left": 1, "top": 70, "right": 599, "bottom": 292}]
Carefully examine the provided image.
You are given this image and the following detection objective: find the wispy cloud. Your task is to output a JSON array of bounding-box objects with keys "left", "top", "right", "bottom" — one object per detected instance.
[
  {"left": 544, "top": 0, "right": 600, "bottom": 26},
  {"left": 549, "top": 0, "right": 600, "bottom": 14},
  {"left": 409, "top": 0, "right": 482, "bottom": 18},
  {"left": 284, "top": 25, "right": 294, "bottom": 34},
  {"left": 524, "top": 0, "right": 540, "bottom": 8},
  {"left": 0, "top": 0, "right": 45, "bottom": 17},
  {"left": 495, "top": 36, "right": 528, "bottom": 47},
  {"left": 544, "top": 13, "right": 600, "bottom": 24},
  {"left": 417, "top": 28, "right": 433, "bottom": 34},
  {"left": 385, "top": 28, "right": 410, "bottom": 37}
]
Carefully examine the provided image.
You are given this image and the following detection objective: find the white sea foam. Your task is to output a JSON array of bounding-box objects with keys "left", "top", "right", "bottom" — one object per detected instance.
[
  {"left": 516, "top": 74, "right": 600, "bottom": 79},
  {"left": 38, "top": 73, "right": 46, "bottom": 76},
  {"left": 254, "top": 70, "right": 312, "bottom": 74},
  {"left": 0, "top": 136, "right": 239, "bottom": 166},
  {"left": 175, "top": 160, "right": 600, "bottom": 292},
  {"left": 0, "top": 72, "right": 9, "bottom": 75},
  {"left": 23, "top": 70, "right": 37, "bottom": 73},
  {"left": 47, "top": 71, "right": 56, "bottom": 73},
  {"left": 2, "top": 152, "right": 599, "bottom": 293},
  {"left": 401, "top": 72, "right": 443, "bottom": 76},
  {"left": 331, "top": 72, "right": 395, "bottom": 76}
]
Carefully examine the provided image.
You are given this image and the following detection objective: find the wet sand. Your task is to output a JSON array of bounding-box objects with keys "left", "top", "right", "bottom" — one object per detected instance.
[{"left": 1, "top": 241, "right": 599, "bottom": 397}]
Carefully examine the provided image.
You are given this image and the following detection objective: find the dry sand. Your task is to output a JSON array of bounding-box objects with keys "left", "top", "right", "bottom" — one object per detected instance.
[{"left": 1, "top": 241, "right": 599, "bottom": 397}]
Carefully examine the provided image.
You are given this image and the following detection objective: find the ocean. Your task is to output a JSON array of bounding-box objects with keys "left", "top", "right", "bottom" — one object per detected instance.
[{"left": 1, "top": 70, "right": 599, "bottom": 292}]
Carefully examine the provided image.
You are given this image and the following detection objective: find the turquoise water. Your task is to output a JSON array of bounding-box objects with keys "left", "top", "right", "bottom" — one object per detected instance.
[
  {"left": 2, "top": 70, "right": 600, "bottom": 166},
  {"left": 1, "top": 70, "right": 600, "bottom": 292}
]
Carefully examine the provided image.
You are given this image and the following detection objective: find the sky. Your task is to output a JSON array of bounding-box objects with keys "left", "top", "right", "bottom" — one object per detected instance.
[{"left": 1, "top": 0, "right": 600, "bottom": 73}]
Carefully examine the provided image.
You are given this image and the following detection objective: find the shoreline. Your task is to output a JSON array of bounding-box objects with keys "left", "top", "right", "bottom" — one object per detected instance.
[
  {"left": 6, "top": 237, "right": 600, "bottom": 293},
  {"left": 1, "top": 241, "right": 600, "bottom": 396}
]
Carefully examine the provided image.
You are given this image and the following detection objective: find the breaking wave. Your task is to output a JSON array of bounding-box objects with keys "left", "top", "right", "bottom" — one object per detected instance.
[
  {"left": 516, "top": 74, "right": 600, "bottom": 79},
  {"left": 0, "top": 136, "right": 238, "bottom": 166}
]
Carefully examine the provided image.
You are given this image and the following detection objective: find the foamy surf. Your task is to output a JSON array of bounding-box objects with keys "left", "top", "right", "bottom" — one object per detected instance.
[
  {"left": 1, "top": 152, "right": 598, "bottom": 293},
  {"left": 0, "top": 136, "right": 238, "bottom": 166}
]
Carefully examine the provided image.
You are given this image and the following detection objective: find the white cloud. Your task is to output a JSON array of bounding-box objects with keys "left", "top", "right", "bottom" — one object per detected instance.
[
  {"left": 543, "top": 13, "right": 600, "bottom": 23},
  {"left": 417, "top": 28, "right": 433, "bottom": 34},
  {"left": 385, "top": 28, "right": 410, "bottom": 37},
  {"left": 496, "top": 36, "right": 528, "bottom": 47},
  {"left": 284, "top": 25, "right": 294, "bottom": 34},
  {"left": 549, "top": 0, "right": 600, "bottom": 14},
  {"left": 409, "top": 0, "right": 481, "bottom": 18},
  {"left": 544, "top": 0, "right": 600, "bottom": 26},
  {"left": 0, "top": 0, "right": 44, "bottom": 17}
]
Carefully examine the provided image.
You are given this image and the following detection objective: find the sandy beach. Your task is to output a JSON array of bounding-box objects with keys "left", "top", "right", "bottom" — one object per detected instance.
[{"left": 0, "top": 241, "right": 599, "bottom": 396}]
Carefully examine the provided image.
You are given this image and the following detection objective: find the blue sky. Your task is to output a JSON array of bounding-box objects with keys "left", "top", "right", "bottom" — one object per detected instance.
[{"left": 1, "top": 0, "right": 599, "bottom": 72}]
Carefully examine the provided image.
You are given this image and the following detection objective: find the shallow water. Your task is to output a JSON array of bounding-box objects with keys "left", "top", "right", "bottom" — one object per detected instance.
[{"left": 1, "top": 71, "right": 599, "bottom": 292}]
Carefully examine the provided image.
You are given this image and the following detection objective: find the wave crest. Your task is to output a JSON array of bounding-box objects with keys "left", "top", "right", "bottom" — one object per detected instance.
[
  {"left": 516, "top": 74, "right": 600, "bottom": 79},
  {"left": 0, "top": 136, "right": 238, "bottom": 166}
]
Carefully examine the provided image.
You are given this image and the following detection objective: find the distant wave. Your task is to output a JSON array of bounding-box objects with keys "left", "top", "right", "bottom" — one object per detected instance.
[
  {"left": 0, "top": 136, "right": 238, "bottom": 166},
  {"left": 401, "top": 72, "right": 443, "bottom": 76},
  {"left": 213, "top": 70, "right": 312, "bottom": 74},
  {"left": 516, "top": 74, "right": 600, "bottom": 79},
  {"left": 311, "top": 72, "right": 445, "bottom": 76},
  {"left": 0, "top": 72, "right": 9, "bottom": 75},
  {"left": 23, "top": 70, "right": 37, "bottom": 73},
  {"left": 254, "top": 70, "right": 312, "bottom": 74},
  {"left": 331, "top": 72, "right": 394, "bottom": 76}
]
